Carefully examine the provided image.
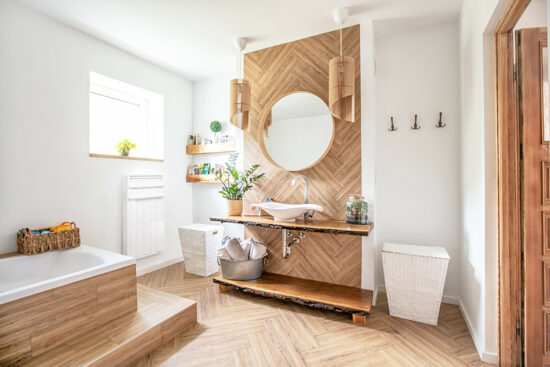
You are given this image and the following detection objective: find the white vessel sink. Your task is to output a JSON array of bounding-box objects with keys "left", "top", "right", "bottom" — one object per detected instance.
[{"left": 250, "top": 202, "right": 323, "bottom": 222}]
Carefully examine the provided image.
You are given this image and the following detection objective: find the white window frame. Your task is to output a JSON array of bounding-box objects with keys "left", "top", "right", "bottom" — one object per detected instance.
[{"left": 89, "top": 71, "right": 164, "bottom": 160}]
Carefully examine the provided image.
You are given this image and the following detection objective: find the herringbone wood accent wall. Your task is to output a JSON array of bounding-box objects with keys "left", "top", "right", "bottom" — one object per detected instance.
[{"left": 243, "top": 25, "right": 362, "bottom": 287}]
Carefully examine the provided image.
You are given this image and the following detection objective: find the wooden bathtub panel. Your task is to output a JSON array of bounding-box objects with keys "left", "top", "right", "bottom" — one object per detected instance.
[{"left": 0, "top": 264, "right": 137, "bottom": 366}]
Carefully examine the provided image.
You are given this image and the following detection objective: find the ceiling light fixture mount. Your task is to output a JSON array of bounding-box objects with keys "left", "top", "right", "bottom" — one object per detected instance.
[
  {"left": 328, "top": 7, "right": 355, "bottom": 123},
  {"left": 230, "top": 37, "right": 251, "bottom": 131}
]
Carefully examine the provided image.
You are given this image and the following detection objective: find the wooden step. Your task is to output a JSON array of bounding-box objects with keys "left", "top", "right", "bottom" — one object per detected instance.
[
  {"left": 21, "top": 284, "right": 196, "bottom": 367},
  {"left": 213, "top": 272, "right": 372, "bottom": 324}
]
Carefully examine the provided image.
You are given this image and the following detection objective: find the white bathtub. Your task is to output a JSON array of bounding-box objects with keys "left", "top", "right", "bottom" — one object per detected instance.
[{"left": 0, "top": 245, "right": 135, "bottom": 304}]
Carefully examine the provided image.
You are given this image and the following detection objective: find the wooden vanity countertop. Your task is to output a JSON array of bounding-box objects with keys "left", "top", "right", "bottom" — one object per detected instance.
[{"left": 210, "top": 216, "right": 372, "bottom": 236}]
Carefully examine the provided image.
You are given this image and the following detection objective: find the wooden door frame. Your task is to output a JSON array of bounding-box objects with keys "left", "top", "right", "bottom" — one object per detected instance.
[{"left": 495, "top": 0, "right": 531, "bottom": 365}]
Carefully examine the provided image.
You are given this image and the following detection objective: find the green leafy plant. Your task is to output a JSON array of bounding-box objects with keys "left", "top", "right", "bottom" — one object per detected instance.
[
  {"left": 210, "top": 120, "right": 222, "bottom": 133},
  {"left": 216, "top": 153, "right": 265, "bottom": 200},
  {"left": 115, "top": 139, "right": 137, "bottom": 156}
]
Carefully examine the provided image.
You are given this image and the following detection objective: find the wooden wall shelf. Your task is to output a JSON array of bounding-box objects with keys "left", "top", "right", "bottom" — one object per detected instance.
[
  {"left": 89, "top": 153, "right": 163, "bottom": 162},
  {"left": 186, "top": 174, "right": 219, "bottom": 183},
  {"left": 210, "top": 215, "right": 372, "bottom": 236},
  {"left": 214, "top": 273, "right": 372, "bottom": 324},
  {"left": 186, "top": 142, "right": 236, "bottom": 155}
]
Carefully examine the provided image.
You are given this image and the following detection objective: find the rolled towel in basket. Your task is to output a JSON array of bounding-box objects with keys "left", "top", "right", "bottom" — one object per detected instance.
[
  {"left": 216, "top": 246, "right": 232, "bottom": 260},
  {"left": 249, "top": 239, "right": 267, "bottom": 260},
  {"left": 240, "top": 238, "right": 252, "bottom": 257},
  {"left": 225, "top": 238, "right": 248, "bottom": 261}
]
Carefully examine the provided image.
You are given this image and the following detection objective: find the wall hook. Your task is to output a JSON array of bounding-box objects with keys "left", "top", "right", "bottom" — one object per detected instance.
[
  {"left": 436, "top": 112, "right": 446, "bottom": 128},
  {"left": 411, "top": 114, "right": 421, "bottom": 130},
  {"left": 388, "top": 116, "right": 397, "bottom": 131}
]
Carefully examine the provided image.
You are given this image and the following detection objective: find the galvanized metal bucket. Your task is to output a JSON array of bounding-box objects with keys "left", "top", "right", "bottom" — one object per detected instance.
[{"left": 218, "top": 256, "right": 267, "bottom": 280}]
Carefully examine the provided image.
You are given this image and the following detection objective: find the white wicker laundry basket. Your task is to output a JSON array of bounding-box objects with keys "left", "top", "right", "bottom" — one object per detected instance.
[
  {"left": 382, "top": 243, "right": 450, "bottom": 325},
  {"left": 178, "top": 224, "right": 223, "bottom": 277}
]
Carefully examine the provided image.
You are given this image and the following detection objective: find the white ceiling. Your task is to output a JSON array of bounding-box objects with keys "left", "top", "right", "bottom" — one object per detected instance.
[{"left": 17, "top": 0, "right": 463, "bottom": 81}]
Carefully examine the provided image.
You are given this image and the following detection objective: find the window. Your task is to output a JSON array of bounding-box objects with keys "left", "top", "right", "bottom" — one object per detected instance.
[{"left": 89, "top": 71, "right": 164, "bottom": 160}]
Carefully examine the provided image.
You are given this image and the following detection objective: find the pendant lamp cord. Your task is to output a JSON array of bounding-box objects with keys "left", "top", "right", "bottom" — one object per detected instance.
[
  {"left": 239, "top": 48, "right": 242, "bottom": 79},
  {"left": 339, "top": 25, "right": 343, "bottom": 62}
]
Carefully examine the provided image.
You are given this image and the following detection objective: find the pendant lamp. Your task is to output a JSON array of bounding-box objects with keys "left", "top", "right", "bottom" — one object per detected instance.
[
  {"left": 230, "top": 38, "right": 251, "bottom": 131},
  {"left": 328, "top": 8, "right": 355, "bottom": 123}
]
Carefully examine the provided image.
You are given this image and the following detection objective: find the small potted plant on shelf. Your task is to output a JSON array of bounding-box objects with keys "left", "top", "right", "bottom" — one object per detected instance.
[
  {"left": 210, "top": 120, "right": 222, "bottom": 143},
  {"left": 115, "top": 139, "right": 137, "bottom": 156},
  {"left": 216, "top": 153, "right": 265, "bottom": 216}
]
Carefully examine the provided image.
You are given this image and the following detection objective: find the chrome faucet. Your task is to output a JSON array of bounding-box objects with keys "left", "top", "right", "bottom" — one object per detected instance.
[
  {"left": 257, "top": 195, "right": 272, "bottom": 217},
  {"left": 291, "top": 175, "right": 312, "bottom": 221}
]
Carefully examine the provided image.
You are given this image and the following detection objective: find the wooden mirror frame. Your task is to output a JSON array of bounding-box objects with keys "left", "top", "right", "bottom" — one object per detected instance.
[{"left": 257, "top": 91, "right": 336, "bottom": 172}]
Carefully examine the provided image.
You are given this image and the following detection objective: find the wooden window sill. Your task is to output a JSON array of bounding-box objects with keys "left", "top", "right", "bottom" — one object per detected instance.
[{"left": 89, "top": 153, "right": 163, "bottom": 162}]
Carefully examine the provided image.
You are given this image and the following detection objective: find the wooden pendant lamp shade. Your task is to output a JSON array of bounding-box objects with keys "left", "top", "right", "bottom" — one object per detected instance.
[
  {"left": 328, "top": 7, "right": 355, "bottom": 123},
  {"left": 329, "top": 55, "right": 355, "bottom": 123},
  {"left": 230, "top": 37, "right": 251, "bottom": 131},
  {"left": 230, "top": 78, "right": 251, "bottom": 131}
]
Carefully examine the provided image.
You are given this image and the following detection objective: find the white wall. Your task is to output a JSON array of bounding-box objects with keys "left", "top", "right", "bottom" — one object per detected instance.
[
  {"left": 515, "top": 0, "right": 547, "bottom": 29},
  {"left": 191, "top": 75, "right": 244, "bottom": 239},
  {"left": 374, "top": 23, "right": 461, "bottom": 301},
  {"left": 0, "top": 0, "right": 193, "bottom": 273},
  {"left": 459, "top": 0, "right": 501, "bottom": 363},
  {"left": 360, "top": 20, "right": 377, "bottom": 293}
]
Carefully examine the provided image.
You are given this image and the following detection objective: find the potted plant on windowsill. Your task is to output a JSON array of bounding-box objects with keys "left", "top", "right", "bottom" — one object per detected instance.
[
  {"left": 115, "top": 139, "right": 137, "bottom": 157},
  {"left": 215, "top": 153, "right": 265, "bottom": 216}
]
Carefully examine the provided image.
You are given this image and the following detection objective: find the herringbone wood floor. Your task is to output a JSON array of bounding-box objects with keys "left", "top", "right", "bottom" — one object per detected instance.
[{"left": 132, "top": 263, "right": 491, "bottom": 367}]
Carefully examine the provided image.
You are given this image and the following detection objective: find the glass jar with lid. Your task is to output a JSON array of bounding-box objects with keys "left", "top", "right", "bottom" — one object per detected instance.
[{"left": 346, "top": 194, "right": 368, "bottom": 224}]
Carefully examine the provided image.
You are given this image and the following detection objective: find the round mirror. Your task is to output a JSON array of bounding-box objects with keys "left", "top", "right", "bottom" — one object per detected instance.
[{"left": 261, "top": 92, "right": 334, "bottom": 171}]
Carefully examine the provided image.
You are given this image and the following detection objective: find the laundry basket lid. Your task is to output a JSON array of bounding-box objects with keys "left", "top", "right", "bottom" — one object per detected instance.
[{"left": 382, "top": 242, "right": 450, "bottom": 259}]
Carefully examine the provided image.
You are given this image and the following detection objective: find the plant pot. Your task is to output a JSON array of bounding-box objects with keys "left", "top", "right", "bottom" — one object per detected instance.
[
  {"left": 121, "top": 151, "right": 129, "bottom": 156},
  {"left": 227, "top": 199, "right": 243, "bottom": 216}
]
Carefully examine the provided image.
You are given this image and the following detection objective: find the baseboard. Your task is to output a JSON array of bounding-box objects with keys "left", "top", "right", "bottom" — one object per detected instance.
[
  {"left": 136, "top": 255, "right": 184, "bottom": 276},
  {"left": 458, "top": 299, "right": 497, "bottom": 365},
  {"left": 376, "top": 285, "right": 459, "bottom": 306},
  {"left": 373, "top": 285, "right": 379, "bottom": 306}
]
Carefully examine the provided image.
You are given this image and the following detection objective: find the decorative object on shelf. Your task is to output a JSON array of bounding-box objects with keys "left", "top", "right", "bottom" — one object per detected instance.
[
  {"left": 210, "top": 120, "right": 223, "bottom": 142},
  {"left": 210, "top": 120, "right": 222, "bottom": 133},
  {"left": 115, "top": 139, "right": 137, "bottom": 156},
  {"left": 230, "top": 38, "right": 251, "bottom": 131},
  {"left": 346, "top": 195, "right": 368, "bottom": 225},
  {"left": 17, "top": 222, "right": 80, "bottom": 255},
  {"left": 435, "top": 112, "right": 446, "bottom": 128},
  {"left": 216, "top": 153, "right": 265, "bottom": 216},
  {"left": 411, "top": 114, "right": 421, "bottom": 130},
  {"left": 329, "top": 7, "right": 355, "bottom": 123},
  {"left": 388, "top": 116, "right": 397, "bottom": 131}
]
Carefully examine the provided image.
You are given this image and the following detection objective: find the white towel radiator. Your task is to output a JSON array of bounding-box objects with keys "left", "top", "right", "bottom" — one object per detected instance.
[{"left": 123, "top": 174, "right": 165, "bottom": 259}]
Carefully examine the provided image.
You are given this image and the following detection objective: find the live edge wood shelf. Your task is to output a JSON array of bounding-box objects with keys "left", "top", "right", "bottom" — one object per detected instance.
[
  {"left": 210, "top": 215, "right": 373, "bottom": 324},
  {"left": 210, "top": 216, "right": 372, "bottom": 236},
  {"left": 186, "top": 142, "right": 236, "bottom": 155},
  {"left": 214, "top": 273, "right": 372, "bottom": 324}
]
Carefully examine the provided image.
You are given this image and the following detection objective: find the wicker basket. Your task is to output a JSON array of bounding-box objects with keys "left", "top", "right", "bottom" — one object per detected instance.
[
  {"left": 382, "top": 242, "right": 450, "bottom": 325},
  {"left": 17, "top": 222, "right": 81, "bottom": 255},
  {"left": 227, "top": 199, "right": 243, "bottom": 216}
]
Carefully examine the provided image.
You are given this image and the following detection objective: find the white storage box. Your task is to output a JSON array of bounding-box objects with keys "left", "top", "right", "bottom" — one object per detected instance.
[
  {"left": 178, "top": 224, "right": 223, "bottom": 277},
  {"left": 382, "top": 243, "right": 450, "bottom": 325}
]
